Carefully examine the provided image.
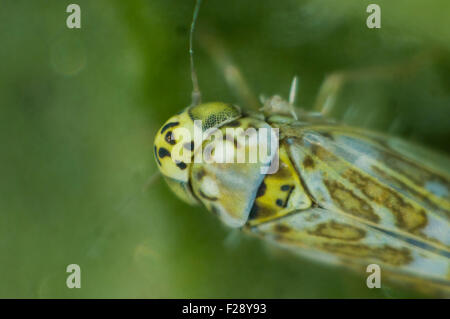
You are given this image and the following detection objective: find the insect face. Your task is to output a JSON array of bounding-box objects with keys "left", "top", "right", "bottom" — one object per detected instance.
[{"left": 153, "top": 102, "right": 242, "bottom": 204}]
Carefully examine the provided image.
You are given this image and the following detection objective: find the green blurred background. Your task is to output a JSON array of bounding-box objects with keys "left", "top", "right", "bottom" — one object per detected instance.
[{"left": 0, "top": 0, "right": 449, "bottom": 298}]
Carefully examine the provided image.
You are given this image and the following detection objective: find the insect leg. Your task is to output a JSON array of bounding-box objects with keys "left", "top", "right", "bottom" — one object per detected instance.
[
  {"left": 198, "top": 30, "right": 260, "bottom": 110},
  {"left": 288, "top": 75, "right": 299, "bottom": 106},
  {"left": 141, "top": 171, "right": 161, "bottom": 192},
  {"left": 288, "top": 75, "right": 299, "bottom": 120},
  {"left": 313, "top": 50, "right": 439, "bottom": 115}
]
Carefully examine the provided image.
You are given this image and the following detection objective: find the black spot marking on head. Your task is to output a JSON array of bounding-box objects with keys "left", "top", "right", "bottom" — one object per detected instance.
[
  {"left": 154, "top": 146, "right": 161, "bottom": 166},
  {"left": 164, "top": 131, "right": 176, "bottom": 145},
  {"left": 280, "top": 184, "right": 291, "bottom": 191},
  {"left": 275, "top": 199, "right": 284, "bottom": 207},
  {"left": 183, "top": 141, "right": 194, "bottom": 151},
  {"left": 158, "top": 147, "right": 171, "bottom": 159},
  {"left": 256, "top": 181, "right": 266, "bottom": 198},
  {"left": 175, "top": 161, "right": 187, "bottom": 170},
  {"left": 161, "top": 121, "right": 180, "bottom": 134}
]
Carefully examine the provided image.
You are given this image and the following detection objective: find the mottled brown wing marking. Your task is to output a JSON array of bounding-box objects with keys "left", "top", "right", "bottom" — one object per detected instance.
[
  {"left": 308, "top": 221, "right": 366, "bottom": 241},
  {"left": 274, "top": 224, "right": 291, "bottom": 233},
  {"left": 311, "top": 143, "right": 338, "bottom": 162},
  {"left": 342, "top": 168, "right": 428, "bottom": 232},
  {"left": 284, "top": 126, "right": 449, "bottom": 250},
  {"left": 249, "top": 206, "right": 450, "bottom": 292},
  {"left": 377, "top": 140, "right": 450, "bottom": 191},
  {"left": 302, "top": 155, "right": 315, "bottom": 169},
  {"left": 372, "top": 165, "right": 450, "bottom": 219},
  {"left": 321, "top": 243, "right": 412, "bottom": 266},
  {"left": 323, "top": 179, "right": 380, "bottom": 223},
  {"left": 326, "top": 127, "right": 450, "bottom": 205}
]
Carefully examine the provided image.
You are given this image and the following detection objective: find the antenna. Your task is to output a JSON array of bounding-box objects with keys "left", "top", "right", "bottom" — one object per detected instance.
[{"left": 189, "top": 0, "right": 203, "bottom": 106}]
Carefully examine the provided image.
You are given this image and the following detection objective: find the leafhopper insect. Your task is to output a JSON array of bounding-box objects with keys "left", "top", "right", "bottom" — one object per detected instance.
[{"left": 153, "top": 0, "right": 450, "bottom": 296}]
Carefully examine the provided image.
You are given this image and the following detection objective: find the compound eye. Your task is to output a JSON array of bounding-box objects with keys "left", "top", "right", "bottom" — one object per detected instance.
[{"left": 188, "top": 102, "right": 241, "bottom": 130}]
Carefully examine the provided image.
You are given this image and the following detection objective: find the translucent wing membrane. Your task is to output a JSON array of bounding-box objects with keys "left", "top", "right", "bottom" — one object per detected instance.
[
  {"left": 249, "top": 207, "right": 450, "bottom": 295},
  {"left": 281, "top": 124, "right": 450, "bottom": 252}
]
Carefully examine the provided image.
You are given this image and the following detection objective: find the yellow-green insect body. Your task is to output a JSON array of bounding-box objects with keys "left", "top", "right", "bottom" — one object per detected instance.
[
  {"left": 154, "top": 102, "right": 241, "bottom": 205},
  {"left": 154, "top": 99, "right": 450, "bottom": 296}
]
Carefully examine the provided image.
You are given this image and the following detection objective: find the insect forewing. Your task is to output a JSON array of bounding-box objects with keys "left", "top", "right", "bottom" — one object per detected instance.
[{"left": 282, "top": 124, "right": 450, "bottom": 252}]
